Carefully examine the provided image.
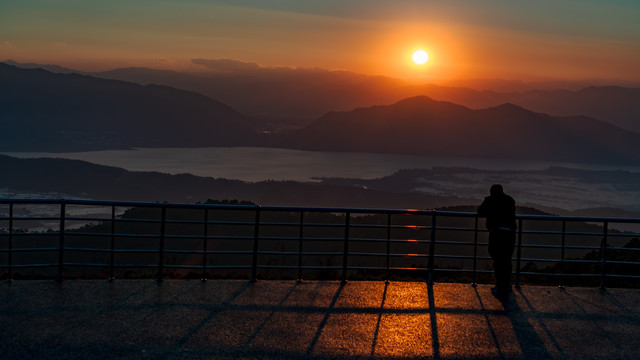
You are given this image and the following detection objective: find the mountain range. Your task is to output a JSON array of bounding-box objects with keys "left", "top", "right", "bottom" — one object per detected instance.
[
  {"left": 0, "top": 63, "right": 255, "bottom": 151},
  {"left": 2, "top": 61, "right": 640, "bottom": 165},
  {"left": 95, "top": 66, "right": 640, "bottom": 133},
  {"left": 0, "top": 154, "right": 471, "bottom": 209},
  {"left": 6, "top": 60, "right": 640, "bottom": 133},
  {"left": 281, "top": 96, "right": 640, "bottom": 164},
  {"left": 2, "top": 154, "right": 640, "bottom": 220}
]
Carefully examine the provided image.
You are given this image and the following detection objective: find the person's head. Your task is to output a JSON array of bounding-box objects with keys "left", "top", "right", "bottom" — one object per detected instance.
[{"left": 490, "top": 184, "right": 504, "bottom": 196}]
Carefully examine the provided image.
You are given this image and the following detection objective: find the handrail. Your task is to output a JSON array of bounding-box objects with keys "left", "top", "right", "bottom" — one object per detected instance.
[{"left": 0, "top": 198, "right": 639, "bottom": 288}]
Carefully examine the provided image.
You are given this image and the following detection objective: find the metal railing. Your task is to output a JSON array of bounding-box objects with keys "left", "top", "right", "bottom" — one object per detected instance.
[{"left": 1, "top": 199, "right": 639, "bottom": 288}]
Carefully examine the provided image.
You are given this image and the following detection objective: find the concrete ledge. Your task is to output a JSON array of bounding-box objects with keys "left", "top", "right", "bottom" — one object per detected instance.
[{"left": 1, "top": 280, "right": 639, "bottom": 359}]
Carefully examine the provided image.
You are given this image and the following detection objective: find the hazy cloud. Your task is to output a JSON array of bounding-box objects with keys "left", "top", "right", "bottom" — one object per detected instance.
[
  {"left": 2, "top": 41, "right": 15, "bottom": 48},
  {"left": 191, "top": 58, "right": 262, "bottom": 73},
  {"left": 51, "top": 41, "right": 70, "bottom": 48}
]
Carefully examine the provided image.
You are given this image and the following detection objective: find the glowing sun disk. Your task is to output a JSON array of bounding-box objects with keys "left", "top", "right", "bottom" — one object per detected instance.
[{"left": 412, "top": 50, "right": 429, "bottom": 65}]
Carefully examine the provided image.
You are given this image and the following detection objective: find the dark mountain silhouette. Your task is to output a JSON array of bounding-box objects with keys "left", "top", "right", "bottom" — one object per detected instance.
[
  {"left": 87, "top": 61, "right": 640, "bottom": 132},
  {"left": 391, "top": 84, "right": 640, "bottom": 133},
  {"left": 93, "top": 64, "right": 405, "bottom": 121},
  {"left": 2, "top": 59, "right": 87, "bottom": 75},
  {"left": 3, "top": 154, "right": 639, "bottom": 228},
  {"left": 6, "top": 60, "right": 640, "bottom": 132},
  {"left": 0, "top": 155, "right": 472, "bottom": 209},
  {"left": 501, "top": 86, "right": 640, "bottom": 133},
  {"left": 0, "top": 63, "right": 256, "bottom": 151},
  {"left": 281, "top": 96, "right": 640, "bottom": 164},
  {"left": 443, "top": 77, "right": 640, "bottom": 92}
]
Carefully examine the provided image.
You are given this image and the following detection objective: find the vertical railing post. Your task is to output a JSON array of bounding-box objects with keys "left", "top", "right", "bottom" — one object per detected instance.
[
  {"left": 515, "top": 218, "right": 523, "bottom": 288},
  {"left": 201, "top": 208, "right": 208, "bottom": 282},
  {"left": 560, "top": 220, "right": 566, "bottom": 287},
  {"left": 8, "top": 203, "right": 13, "bottom": 282},
  {"left": 385, "top": 214, "right": 391, "bottom": 281},
  {"left": 157, "top": 206, "right": 166, "bottom": 283},
  {"left": 341, "top": 212, "right": 351, "bottom": 283},
  {"left": 57, "top": 201, "right": 66, "bottom": 282},
  {"left": 600, "top": 221, "right": 608, "bottom": 290},
  {"left": 297, "top": 211, "right": 304, "bottom": 282},
  {"left": 472, "top": 215, "right": 479, "bottom": 286},
  {"left": 108, "top": 205, "right": 115, "bottom": 281},
  {"left": 427, "top": 211, "right": 436, "bottom": 285},
  {"left": 251, "top": 207, "right": 261, "bottom": 282}
]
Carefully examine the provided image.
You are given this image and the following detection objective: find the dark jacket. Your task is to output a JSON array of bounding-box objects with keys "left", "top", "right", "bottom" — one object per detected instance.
[{"left": 477, "top": 193, "right": 517, "bottom": 231}]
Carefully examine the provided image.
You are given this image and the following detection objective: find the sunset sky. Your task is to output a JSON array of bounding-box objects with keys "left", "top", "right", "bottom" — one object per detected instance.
[{"left": 2, "top": 0, "right": 639, "bottom": 82}]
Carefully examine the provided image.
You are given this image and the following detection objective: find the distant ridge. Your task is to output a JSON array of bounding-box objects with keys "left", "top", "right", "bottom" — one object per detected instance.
[
  {"left": 2, "top": 154, "right": 640, "bottom": 216},
  {"left": 282, "top": 96, "right": 640, "bottom": 164},
  {"left": 1, "top": 59, "right": 86, "bottom": 74},
  {"left": 88, "top": 62, "right": 640, "bottom": 132},
  {"left": 0, "top": 63, "right": 256, "bottom": 151},
  {"left": 6, "top": 60, "right": 640, "bottom": 132},
  {"left": 0, "top": 154, "right": 473, "bottom": 208},
  {"left": 498, "top": 86, "right": 640, "bottom": 133}
]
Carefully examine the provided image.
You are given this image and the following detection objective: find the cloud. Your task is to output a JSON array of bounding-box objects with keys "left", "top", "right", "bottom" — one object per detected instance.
[
  {"left": 155, "top": 57, "right": 182, "bottom": 68},
  {"left": 191, "top": 58, "right": 262, "bottom": 73},
  {"left": 51, "top": 41, "right": 70, "bottom": 48},
  {"left": 2, "top": 41, "right": 15, "bottom": 48}
]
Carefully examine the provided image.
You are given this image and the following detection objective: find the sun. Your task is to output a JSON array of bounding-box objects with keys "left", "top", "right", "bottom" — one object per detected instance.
[{"left": 412, "top": 49, "right": 429, "bottom": 65}]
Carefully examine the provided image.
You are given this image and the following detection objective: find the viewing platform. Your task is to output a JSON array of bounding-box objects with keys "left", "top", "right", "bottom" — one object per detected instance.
[
  {"left": 1, "top": 199, "right": 640, "bottom": 358},
  {"left": 2, "top": 279, "right": 640, "bottom": 359}
]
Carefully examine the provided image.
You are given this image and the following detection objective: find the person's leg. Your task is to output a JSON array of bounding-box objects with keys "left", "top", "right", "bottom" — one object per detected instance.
[
  {"left": 495, "top": 231, "right": 516, "bottom": 289},
  {"left": 494, "top": 256, "right": 511, "bottom": 289},
  {"left": 490, "top": 231, "right": 516, "bottom": 291},
  {"left": 488, "top": 232, "right": 501, "bottom": 288}
]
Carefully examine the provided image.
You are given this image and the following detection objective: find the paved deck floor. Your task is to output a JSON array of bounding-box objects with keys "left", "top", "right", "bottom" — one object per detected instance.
[{"left": 1, "top": 280, "right": 639, "bottom": 359}]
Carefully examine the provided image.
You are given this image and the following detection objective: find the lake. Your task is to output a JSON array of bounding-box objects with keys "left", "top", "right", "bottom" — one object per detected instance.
[{"left": 3, "top": 146, "right": 639, "bottom": 182}]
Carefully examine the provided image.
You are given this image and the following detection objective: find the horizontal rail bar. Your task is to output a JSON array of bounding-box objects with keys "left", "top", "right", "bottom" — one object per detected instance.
[
  {"left": 2, "top": 198, "right": 639, "bottom": 222},
  {"left": 0, "top": 247, "right": 59, "bottom": 252},
  {"left": 3, "top": 264, "right": 57, "bottom": 268}
]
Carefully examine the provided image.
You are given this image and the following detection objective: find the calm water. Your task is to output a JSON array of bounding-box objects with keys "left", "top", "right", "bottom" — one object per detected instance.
[{"left": 3, "top": 147, "right": 639, "bottom": 182}]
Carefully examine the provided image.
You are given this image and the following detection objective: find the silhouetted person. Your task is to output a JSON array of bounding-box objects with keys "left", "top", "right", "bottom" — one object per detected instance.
[{"left": 477, "top": 184, "right": 517, "bottom": 295}]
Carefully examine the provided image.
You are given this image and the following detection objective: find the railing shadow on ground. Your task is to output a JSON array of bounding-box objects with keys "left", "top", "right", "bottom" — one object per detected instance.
[
  {"left": 2, "top": 280, "right": 640, "bottom": 359},
  {"left": 477, "top": 287, "right": 557, "bottom": 359}
]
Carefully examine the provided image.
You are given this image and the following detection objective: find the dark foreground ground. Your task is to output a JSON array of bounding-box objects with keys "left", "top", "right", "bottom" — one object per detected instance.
[{"left": 1, "top": 280, "right": 639, "bottom": 359}]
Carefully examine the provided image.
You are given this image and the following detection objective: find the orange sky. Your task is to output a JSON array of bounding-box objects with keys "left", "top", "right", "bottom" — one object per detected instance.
[{"left": 1, "top": 0, "right": 639, "bottom": 83}]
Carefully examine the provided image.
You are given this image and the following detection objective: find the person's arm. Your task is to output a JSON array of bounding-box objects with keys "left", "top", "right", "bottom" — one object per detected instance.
[{"left": 477, "top": 197, "right": 490, "bottom": 217}]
